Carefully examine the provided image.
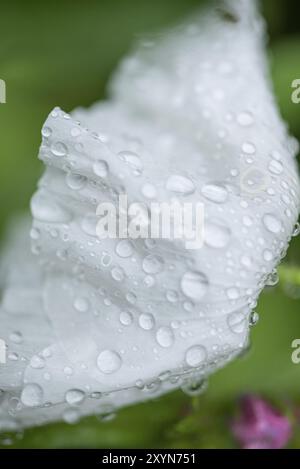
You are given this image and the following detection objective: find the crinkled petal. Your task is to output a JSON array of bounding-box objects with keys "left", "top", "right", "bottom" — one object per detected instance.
[{"left": 0, "top": 0, "right": 299, "bottom": 430}]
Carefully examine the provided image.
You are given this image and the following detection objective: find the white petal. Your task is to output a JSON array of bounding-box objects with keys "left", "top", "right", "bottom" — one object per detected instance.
[{"left": 0, "top": 0, "right": 299, "bottom": 430}]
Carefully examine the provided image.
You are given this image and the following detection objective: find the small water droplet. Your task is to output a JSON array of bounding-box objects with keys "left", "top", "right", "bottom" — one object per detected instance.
[{"left": 156, "top": 327, "right": 174, "bottom": 348}]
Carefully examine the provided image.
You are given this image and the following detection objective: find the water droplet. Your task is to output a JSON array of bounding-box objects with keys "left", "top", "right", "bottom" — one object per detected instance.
[
  {"left": 185, "top": 345, "right": 207, "bottom": 367},
  {"left": 268, "top": 160, "right": 283, "bottom": 175},
  {"left": 51, "top": 141, "right": 68, "bottom": 157},
  {"left": 181, "top": 377, "right": 208, "bottom": 396},
  {"left": 266, "top": 268, "right": 279, "bottom": 286},
  {"left": 226, "top": 287, "right": 240, "bottom": 300},
  {"left": 142, "top": 255, "right": 164, "bottom": 274},
  {"left": 166, "top": 174, "right": 195, "bottom": 195},
  {"left": 93, "top": 160, "right": 109, "bottom": 178},
  {"left": 119, "top": 311, "right": 133, "bottom": 326},
  {"left": 42, "top": 126, "right": 52, "bottom": 138},
  {"left": 66, "top": 173, "right": 87, "bottom": 190},
  {"left": 73, "top": 297, "right": 90, "bottom": 313},
  {"left": 118, "top": 150, "right": 143, "bottom": 172},
  {"left": 21, "top": 384, "right": 43, "bottom": 407},
  {"left": 97, "top": 350, "right": 122, "bottom": 374},
  {"left": 65, "top": 389, "right": 85, "bottom": 406},
  {"left": 263, "top": 249, "right": 273, "bottom": 262},
  {"left": 292, "top": 222, "right": 300, "bottom": 237},
  {"left": 115, "top": 240, "right": 134, "bottom": 258},
  {"left": 181, "top": 271, "right": 208, "bottom": 301},
  {"left": 30, "top": 355, "right": 45, "bottom": 369},
  {"left": 156, "top": 327, "right": 174, "bottom": 348},
  {"left": 249, "top": 311, "right": 259, "bottom": 326},
  {"left": 242, "top": 142, "right": 256, "bottom": 154},
  {"left": 204, "top": 220, "right": 231, "bottom": 248},
  {"left": 111, "top": 266, "right": 125, "bottom": 282},
  {"left": 237, "top": 111, "right": 254, "bottom": 126},
  {"left": 263, "top": 213, "right": 282, "bottom": 234},
  {"left": 139, "top": 313, "right": 155, "bottom": 330},
  {"left": 201, "top": 183, "right": 228, "bottom": 203}
]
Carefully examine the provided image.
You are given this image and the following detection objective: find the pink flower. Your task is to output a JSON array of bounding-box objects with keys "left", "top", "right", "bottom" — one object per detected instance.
[{"left": 232, "top": 395, "right": 292, "bottom": 449}]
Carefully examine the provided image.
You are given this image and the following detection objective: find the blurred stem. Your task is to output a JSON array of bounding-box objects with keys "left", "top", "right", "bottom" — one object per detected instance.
[{"left": 278, "top": 265, "right": 300, "bottom": 286}]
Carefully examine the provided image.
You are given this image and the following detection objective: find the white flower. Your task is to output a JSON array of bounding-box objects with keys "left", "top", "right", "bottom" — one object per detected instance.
[{"left": 0, "top": 0, "right": 299, "bottom": 430}]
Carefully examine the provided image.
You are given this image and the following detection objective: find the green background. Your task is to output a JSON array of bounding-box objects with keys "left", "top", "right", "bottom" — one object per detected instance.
[{"left": 0, "top": 0, "right": 300, "bottom": 448}]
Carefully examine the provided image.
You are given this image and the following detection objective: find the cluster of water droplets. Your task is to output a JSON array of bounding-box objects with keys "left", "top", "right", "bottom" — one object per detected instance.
[{"left": 1, "top": 0, "right": 300, "bottom": 439}]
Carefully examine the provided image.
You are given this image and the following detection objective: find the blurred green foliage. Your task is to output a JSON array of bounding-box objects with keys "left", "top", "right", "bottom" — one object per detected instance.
[{"left": 0, "top": 0, "right": 300, "bottom": 449}]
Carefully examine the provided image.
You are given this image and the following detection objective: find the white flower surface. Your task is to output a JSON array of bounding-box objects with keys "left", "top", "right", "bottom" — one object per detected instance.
[{"left": 0, "top": 0, "right": 299, "bottom": 430}]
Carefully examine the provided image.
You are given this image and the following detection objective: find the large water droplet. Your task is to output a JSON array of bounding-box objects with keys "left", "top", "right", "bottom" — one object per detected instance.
[
  {"left": 21, "top": 384, "right": 43, "bottom": 407},
  {"left": 97, "top": 350, "right": 122, "bottom": 374}
]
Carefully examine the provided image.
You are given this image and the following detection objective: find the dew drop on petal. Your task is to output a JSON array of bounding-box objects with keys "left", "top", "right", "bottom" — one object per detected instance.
[
  {"left": 237, "top": 111, "right": 254, "bottom": 126},
  {"left": 65, "top": 389, "right": 85, "bottom": 406},
  {"left": 201, "top": 183, "right": 228, "bottom": 203},
  {"left": 139, "top": 313, "right": 155, "bottom": 330},
  {"left": 115, "top": 240, "right": 133, "bottom": 258},
  {"left": 142, "top": 255, "right": 164, "bottom": 274},
  {"left": 166, "top": 174, "right": 195, "bottom": 195},
  {"left": 156, "top": 327, "right": 174, "bottom": 348},
  {"left": 263, "top": 213, "right": 282, "bottom": 234},
  {"left": 21, "top": 384, "right": 43, "bottom": 407},
  {"left": 185, "top": 345, "right": 207, "bottom": 367},
  {"left": 97, "top": 350, "right": 122, "bottom": 374},
  {"left": 93, "top": 160, "right": 109, "bottom": 178},
  {"left": 73, "top": 297, "right": 90, "bottom": 313},
  {"left": 119, "top": 311, "right": 133, "bottom": 326}
]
